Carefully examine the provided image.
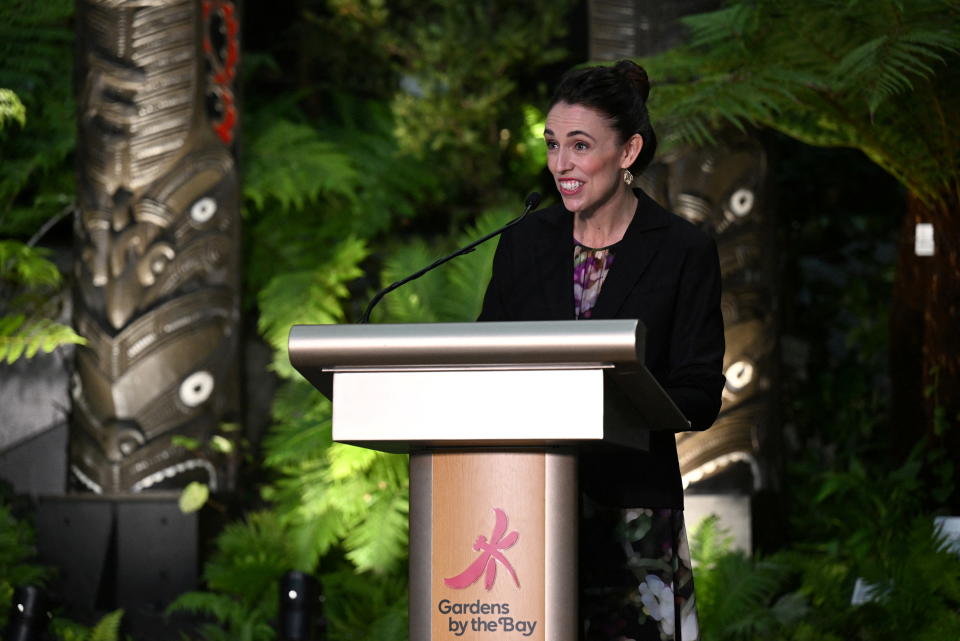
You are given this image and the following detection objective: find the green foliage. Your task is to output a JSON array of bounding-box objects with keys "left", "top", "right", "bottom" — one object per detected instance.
[
  {"left": 244, "top": 119, "right": 360, "bottom": 212},
  {"left": 242, "top": 95, "right": 439, "bottom": 299},
  {"left": 375, "top": 205, "right": 516, "bottom": 323},
  {"left": 0, "top": 314, "right": 85, "bottom": 363},
  {"left": 386, "top": 0, "right": 570, "bottom": 195},
  {"left": 0, "top": 240, "right": 85, "bottom": 362},
  {"left": 0, "top": 0, "right": 75, "bottom": 235},
  {"left": 48, "top": 611, "right": 125, "bottom": 641},
  {"left": 0, "top": 502, "right": 51, "bottom": 631},
  {"left": 169, "top": 511, "right": 294, "bottom": 641},
  {"left": 88, "top": 609, "right": 124, "bottom": 641},
  {"left": 691, "top": 445, "right": 960, "bottom": 640},
  {"left": 690, "top": 517, "right": 807, "bottom": 640},
  {"left": 638, "top": 0, "right": 960, "bottom": 204},
  {"left": 0, "top": 238, "right": 59, "bottom": 286},
  {"left": 321, "top": 567, "right": 408, "bottom": 641},
  {"left": 257, "top": 236, "right": 368, "bottom": 378},
  {"left": 179, "top": 482, "right": 211, "bottom": 514},
  {"left": 0, "top": 495, "right": 127, "bottom": 641},
  {"left": 0, "top": 88, "right": 26, "bottom": 130},
  {"left": 262, "top": 381, "right": 410, "bottom": 573}
]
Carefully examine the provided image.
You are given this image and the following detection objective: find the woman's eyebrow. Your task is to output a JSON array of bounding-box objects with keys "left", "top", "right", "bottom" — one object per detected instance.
[{"left": 543, "top": 128, "right": 597, "bottom": 141}]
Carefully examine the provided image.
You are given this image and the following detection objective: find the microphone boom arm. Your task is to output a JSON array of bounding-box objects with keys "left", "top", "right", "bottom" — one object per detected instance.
[{"left": 359, "top": 193, "right": 541, "bottom": 324}]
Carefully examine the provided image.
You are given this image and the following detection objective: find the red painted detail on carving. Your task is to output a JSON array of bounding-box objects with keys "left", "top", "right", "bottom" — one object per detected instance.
[
  {"left": 444, "top": 508, "right": 520, "bottom": 591},
  {"left": 221, "top": 4, "right": 239, "bottom": 84},
  {"left": 213, "top": 89, "right": 237, "bottom": 144},
  {"left": 202, "top": 0, "right": 240, "bottom": 144}
]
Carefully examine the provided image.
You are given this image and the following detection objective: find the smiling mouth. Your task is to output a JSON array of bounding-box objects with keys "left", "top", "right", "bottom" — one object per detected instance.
[{"left": 558, "top": 179, "right": 584, "bottom": 193}]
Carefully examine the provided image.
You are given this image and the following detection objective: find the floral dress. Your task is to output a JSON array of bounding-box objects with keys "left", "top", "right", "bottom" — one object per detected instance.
[{"left": 574, "top": 242, "right": 700, "bottom": 641}]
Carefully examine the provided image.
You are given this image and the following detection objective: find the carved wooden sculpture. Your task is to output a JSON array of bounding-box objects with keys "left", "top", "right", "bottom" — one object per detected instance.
[
  {"left": 72, "top": 0, "right": 241, "bottom": 494},
  {"left": 589, "top": 0, "right": 778, "bottom": 493}
]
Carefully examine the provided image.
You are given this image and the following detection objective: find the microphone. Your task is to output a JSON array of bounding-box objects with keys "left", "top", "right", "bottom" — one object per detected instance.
[{"left": 359, "top": 192, "right": 542, "bottom": 323}]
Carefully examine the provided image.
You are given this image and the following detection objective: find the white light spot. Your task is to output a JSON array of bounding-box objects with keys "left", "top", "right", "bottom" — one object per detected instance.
[
  {"left": 729, "top": 188, "right": 754, "bottom": 217},
  {"left": 725, "top": 360, "right": 754, "bottom": 392},
  {"left": 190, "top": 197, "right": 217, "bottom": 223},
  {"left": 17, "top": 603, "right": 24, "bottom": 613},
  {"left": 179, "top": 371, "right": 214, "bottom": 407},
  {"left": 288, "top": 589, "right": 298, "bottom": 600},
  {"left": 915, "top": 223, "right": 934, "bottom": 256}
]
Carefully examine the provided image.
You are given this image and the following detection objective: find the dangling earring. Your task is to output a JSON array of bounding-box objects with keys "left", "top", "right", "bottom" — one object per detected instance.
[{"left": 623, "top": 169, "right": 634, "bottom": 185}]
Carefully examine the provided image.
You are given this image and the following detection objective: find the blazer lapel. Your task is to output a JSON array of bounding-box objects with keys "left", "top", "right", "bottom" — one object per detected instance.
[
  {"left": 532, "top": 207, "right": 575, "bottom": 320},
  {"left": 590, "top": 190, "right": 671, "bottom": 320}
]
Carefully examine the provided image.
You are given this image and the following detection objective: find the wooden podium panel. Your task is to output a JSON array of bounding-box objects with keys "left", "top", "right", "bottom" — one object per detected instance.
[{"left": 411, "top": 451, "right": 576, "bottom": 641}]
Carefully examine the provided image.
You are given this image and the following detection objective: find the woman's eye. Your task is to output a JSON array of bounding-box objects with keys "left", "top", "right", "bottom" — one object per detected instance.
[
  {"left": 545, "top": 140, "right": 558, "bottom": 150},
  {"left": 574, "top": 141, "right": 589, "bottom": 151}
]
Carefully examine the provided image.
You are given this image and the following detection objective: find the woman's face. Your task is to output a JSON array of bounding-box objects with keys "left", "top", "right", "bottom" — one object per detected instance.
[{"left": 544, "top": 102, "right": 640, "bottom": 216}]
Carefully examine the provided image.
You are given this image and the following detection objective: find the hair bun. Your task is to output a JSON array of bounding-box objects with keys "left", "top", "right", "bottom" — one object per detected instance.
[{"left": 614, "top": 60, "right": 650, "bottom": 102}]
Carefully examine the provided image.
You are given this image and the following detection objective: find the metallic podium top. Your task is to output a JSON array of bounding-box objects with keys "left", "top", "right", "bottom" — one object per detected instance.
[
  {"left": 287, "top": 320, "right": 689, "bottom": 449},
  {"left": 288, "top": 319, "right": 645, "bottom": 370}
]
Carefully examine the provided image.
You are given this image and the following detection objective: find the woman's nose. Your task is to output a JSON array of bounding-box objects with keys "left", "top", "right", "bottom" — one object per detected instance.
[{"left": 555, "top": 149, "right": 573, "bottom": 172}]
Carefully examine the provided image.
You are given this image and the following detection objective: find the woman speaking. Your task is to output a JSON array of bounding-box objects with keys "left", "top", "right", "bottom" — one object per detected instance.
[{"left": 479, "top": 60, "right": 725, "bottom": 641}]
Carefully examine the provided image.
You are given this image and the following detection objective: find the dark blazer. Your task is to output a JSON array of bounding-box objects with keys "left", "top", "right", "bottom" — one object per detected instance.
[{"left": 479, "top": 188, "right": 725, "bottom": 508}]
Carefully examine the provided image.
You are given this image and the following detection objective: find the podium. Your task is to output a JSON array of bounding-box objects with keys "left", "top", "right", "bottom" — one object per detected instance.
[{"left": 288, "top": 320, "right": 687, "bottom": 641}]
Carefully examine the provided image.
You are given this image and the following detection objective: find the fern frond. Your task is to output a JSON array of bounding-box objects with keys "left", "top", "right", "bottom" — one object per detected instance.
[
  {"left": 256, "top": 237, "right": 367, "bottom": 378},
  {"left": 243, "top": 119, "right": 359, "bottom": 211},
  {"left": 343, "top": 491, "right": 409, "bottom": 572},
  {"left": 321, "top": 568, "right": 408, "bottom": 641},
  {"left": 833, "top": 28, "right": 960, "bottom": 113},
  {"left": 439, "top": 206, "right": 518, "bottom": 321},
  {"left": 636, "top": 0, "right": 960, "bottom": 202},
  {"left": 376, "top": 201, "right": 521, "bottom": 324},
  {"left": 262, "top": 382, "right": 333, "bottom": 468},
  {"left": 377, "top": 240, "right": 445, "bottom": 323},
  {"left": 319, "top": 94, "right": 441, "bottom": 236},
  {"left": 88, "top": 609, "right": 124, "bottom": 641},
  {"left": 0, "top": 240, "right": 60, "bottom": 287},
  {"left": 326, "top": 443, "right": 379, "bottom": 481},
  {"left": 0, "top": 316, "right": 85, "bottom": 363}
]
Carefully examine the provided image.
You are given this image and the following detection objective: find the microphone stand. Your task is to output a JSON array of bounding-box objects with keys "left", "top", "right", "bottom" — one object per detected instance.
[{"left": 359, "top": 193, "right": 541, "bottom": 324}]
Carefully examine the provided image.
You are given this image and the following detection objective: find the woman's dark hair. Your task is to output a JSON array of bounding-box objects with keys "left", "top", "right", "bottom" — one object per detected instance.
[{"left": 549, "top": 60, "right": 658, "bottom": 174}]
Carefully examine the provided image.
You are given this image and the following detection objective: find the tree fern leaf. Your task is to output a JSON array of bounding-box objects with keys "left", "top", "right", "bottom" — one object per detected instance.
[
  {"left": 682, "top": 3, "right": 757, "bottom": 48},
  {"left": 0, "top": 240, "right": 60, "bottom": 287},
  {"left": 377, "top": 240, "right": 446, "bottom": 323},
  {"left": 257, "top": 237, "right": 367, "bottom": 378},
  {"left": 439, "top": 206, "right": 515, "bottom": 321},
  {"left": 0, "top": 318, "right": 85, "bottom": 363},
  {"left": 88, "top": 609, "right": 123, "bottom": 641},
  {"left": 326, "top": 443, "right": 379, "bottom": 481},
  {"left": 243, "top": 120, "right": 360, "bottom": 211},
  {"left": 343, "top": 492, "right": 409, "bottom": 572}
]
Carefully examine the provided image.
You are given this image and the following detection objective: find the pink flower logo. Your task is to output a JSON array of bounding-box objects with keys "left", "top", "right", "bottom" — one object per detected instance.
[{"left": 444, "top": 507, "right": 520, "bottom": 590}]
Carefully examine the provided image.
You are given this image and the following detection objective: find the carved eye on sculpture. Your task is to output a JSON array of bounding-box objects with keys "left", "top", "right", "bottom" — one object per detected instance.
[
  {"left": 725, "top": 359, "right": 755, "bottom": 393},
  {"left": 191, "top": 197, "right": 218, "bottom": 223},
  {"left": 728, "top": 188, "right": 755, "bottom": 218},
  {"left": 180, "top": 370, "right": 215, "bottom": 408}
]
